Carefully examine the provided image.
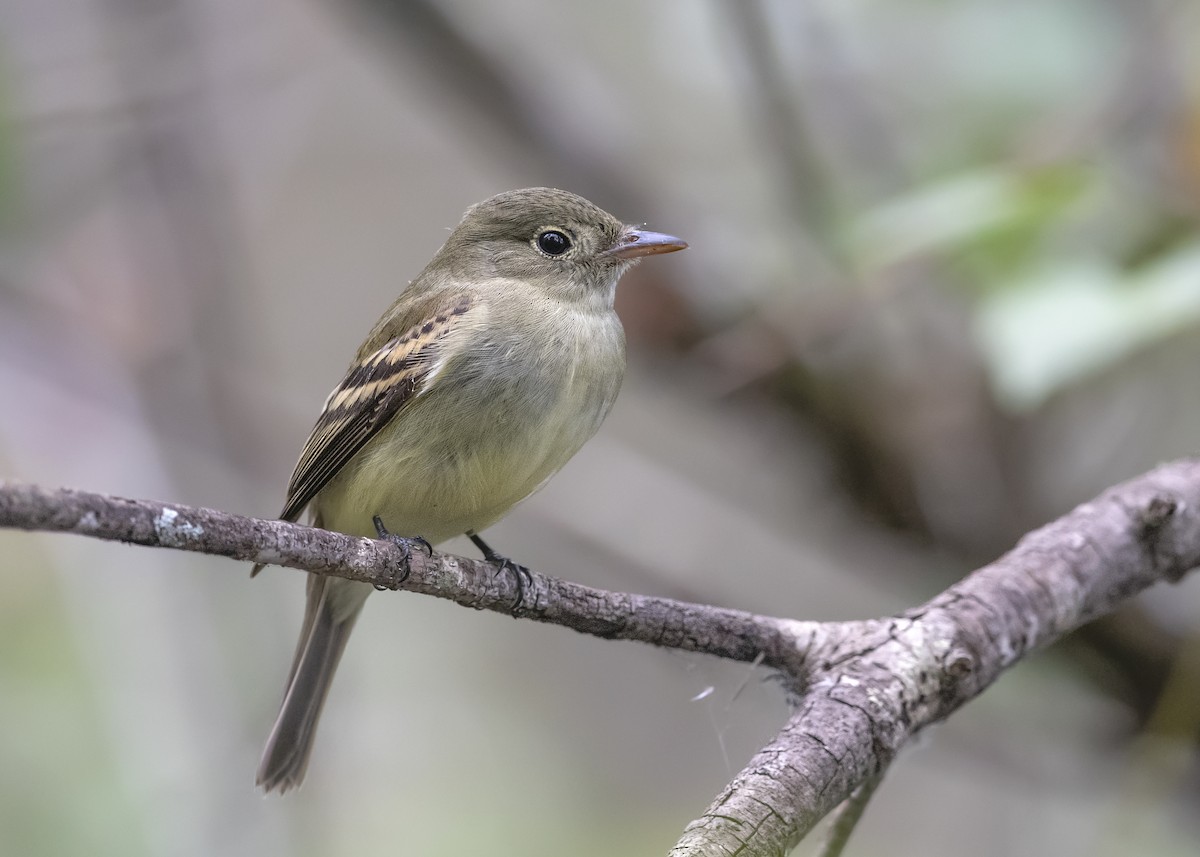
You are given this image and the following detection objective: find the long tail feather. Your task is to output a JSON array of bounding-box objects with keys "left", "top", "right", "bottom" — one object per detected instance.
[{"left": 257, "top": 575, "right": 369, "bottom": 793}]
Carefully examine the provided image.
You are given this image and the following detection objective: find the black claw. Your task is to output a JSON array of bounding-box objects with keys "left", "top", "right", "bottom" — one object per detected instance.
[
  {"left": 468, "top": 532, "right": 532, "bottom": 611},
  {"left": 494, "top": 557, "right": 533, "bottom": 610},
  {"left": 411, "top": 535, "right": 434, "bottom": 556},
  {"left": 372, "top": 515, "right": 430, "bottom": 590}
]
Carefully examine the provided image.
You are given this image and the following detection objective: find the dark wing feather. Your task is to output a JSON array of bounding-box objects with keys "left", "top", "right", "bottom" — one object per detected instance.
[
  {"left": 278, "top": 351, "right": 422, "bottom": 522},
  {"left": 281, "top": 294, "right": 475, "bottom": 522},
  {"left": 250, "top": 294, "right": 475, "bottom": 576}
]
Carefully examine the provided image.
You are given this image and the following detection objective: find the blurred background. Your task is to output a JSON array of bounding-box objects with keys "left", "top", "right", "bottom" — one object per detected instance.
[{"left": 1, "top": 0, "right": 1198, "bottom": 854}]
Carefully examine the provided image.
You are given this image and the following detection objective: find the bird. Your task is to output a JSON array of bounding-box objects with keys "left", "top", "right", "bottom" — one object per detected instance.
[{"left": 254, "top": 187, "right": 687, "bottom": 792}]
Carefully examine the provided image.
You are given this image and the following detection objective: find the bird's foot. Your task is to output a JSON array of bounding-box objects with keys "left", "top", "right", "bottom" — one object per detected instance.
[
  {"left": 468, "top": 532, "right": 533, "bottom": 611},
  {"left": 372, "top": 515, "right": 432, "bottom": 590}
]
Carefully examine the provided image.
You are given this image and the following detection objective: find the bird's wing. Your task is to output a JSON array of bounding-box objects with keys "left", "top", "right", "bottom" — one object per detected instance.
[{"left": 279, "top": 293, "right": 478, "bottom": 524}]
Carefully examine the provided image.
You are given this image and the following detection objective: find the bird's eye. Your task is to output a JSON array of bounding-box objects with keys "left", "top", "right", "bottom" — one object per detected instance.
[{"left": 536, "top": 230, "right": 571, "bottom": 256}]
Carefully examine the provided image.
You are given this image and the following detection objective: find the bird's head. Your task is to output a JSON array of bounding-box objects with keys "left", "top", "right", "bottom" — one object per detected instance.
[{"left": 437, "top": 187, "right": 687, "bottom": 308}]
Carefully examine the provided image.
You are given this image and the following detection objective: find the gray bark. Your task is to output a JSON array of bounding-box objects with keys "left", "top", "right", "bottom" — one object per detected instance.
[{"left": 2, "top": 459, "right": 1198, "bottom": 856}]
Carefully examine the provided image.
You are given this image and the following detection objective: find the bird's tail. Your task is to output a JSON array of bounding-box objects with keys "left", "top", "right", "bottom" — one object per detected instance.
[{"left": 257, "top": 574, "right": 369, "bottom": 793}]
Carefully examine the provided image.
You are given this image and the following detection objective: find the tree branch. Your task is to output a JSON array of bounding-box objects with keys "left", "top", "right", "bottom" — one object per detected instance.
[
  {"left": 0, "top": 481, "right": 810, "bottom": 671},
  {"left": 671, "top": 459, "right": 1200, "bottom": 855},
  {"left": 2, "top": 459, "right": 1198, "bottom": 856}
]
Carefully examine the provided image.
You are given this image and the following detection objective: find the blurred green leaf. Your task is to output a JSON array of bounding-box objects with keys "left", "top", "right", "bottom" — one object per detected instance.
[
  {"left": 975, "top": 243, "right": 1200, "bottom": 410},
  {"left": 846, "top": 165, "right": 1089, "bottom": 280}
]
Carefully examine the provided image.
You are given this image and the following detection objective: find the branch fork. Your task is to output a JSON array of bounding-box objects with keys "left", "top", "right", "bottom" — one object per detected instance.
[{"left": 2, "top": 458, "right": 1198, "bottom": 856}]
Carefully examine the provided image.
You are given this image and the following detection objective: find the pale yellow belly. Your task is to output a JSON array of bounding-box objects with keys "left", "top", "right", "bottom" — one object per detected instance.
[{"left": 314, "top": 363, "right": 618, "bottom": 544}]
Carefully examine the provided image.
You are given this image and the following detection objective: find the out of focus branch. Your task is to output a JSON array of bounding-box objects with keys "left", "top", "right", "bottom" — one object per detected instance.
[
  {"left": 2, "top": 459, "right": 1198, "bottom": 856},
  {"left": 719, "top": 0, "right": 835, "bottom": 242},
  {"left": 338, "top": 0, "right": 649, "bottom": 217}
]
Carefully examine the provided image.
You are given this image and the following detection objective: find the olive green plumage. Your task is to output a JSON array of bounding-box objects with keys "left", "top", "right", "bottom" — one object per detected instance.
[{"left": 256, "top": 187, "right": 686, "bottom": 792}]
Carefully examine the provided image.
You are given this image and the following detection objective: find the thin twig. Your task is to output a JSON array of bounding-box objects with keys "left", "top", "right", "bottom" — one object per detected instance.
[{"left": 817, "top": 769, "right": 885, "bottom": 857}]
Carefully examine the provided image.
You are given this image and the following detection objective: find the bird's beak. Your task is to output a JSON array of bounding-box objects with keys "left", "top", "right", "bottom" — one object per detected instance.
[{"left": 604, "top": 227, "right": 688, "bottom": 259}]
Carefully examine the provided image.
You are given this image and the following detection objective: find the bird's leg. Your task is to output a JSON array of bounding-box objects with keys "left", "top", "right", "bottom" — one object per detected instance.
[
  {"left": 372, "top": 515, "right": 433, "bottom": 590},
  {"left": 467, "top": 531, "right": 532, "bottom": 610}
]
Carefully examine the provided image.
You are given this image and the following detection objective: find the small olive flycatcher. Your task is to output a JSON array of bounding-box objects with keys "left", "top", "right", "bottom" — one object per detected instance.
[{"left": 255, "top": 187, "right": 686, "bottom": 792}]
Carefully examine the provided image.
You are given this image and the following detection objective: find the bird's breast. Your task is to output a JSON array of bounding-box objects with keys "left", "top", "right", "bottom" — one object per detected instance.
[{"left": 319, "top": 308, "right": 625, "bottom": 542}]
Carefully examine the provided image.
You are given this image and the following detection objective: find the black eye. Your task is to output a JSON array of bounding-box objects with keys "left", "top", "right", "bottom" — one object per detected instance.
[{"left": 536, "top": 230, "right": 571, "bottom": 256}]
